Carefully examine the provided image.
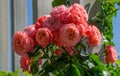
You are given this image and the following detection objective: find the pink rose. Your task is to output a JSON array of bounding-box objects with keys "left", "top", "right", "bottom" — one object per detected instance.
[
  {"left": 43, "top": 17, "right": 62, "bottom": 31},
  {"left": 20, "top": 54, "right": 31, "bottom": 72},
  {"left": 24, "top": 24, "right": 37, "bottom": 39},
  {"left": 35, "top": 15, "right": 51, "bottom": 30},
  {"left": 106, "top": 45, "right": 117, "bottom": 64},
  {"left": 77, "top": 22, "right": 88, "bottom": 37},
  {"left": 36, "top": 28, "right": 53, "bottom": 48},
  {"left": 50, "top": 5, "right": 70, "bottom": 24},
  {"left": 60, "top": 23, "right": 81, "bottom": 47},
  {"left": 68, "top": 3, "right": 88, "bottom": 24},
  {"left": 86, "top": 25, "right": 102, "bottom": 48},
  {"left": 12, "top": 31, "right": 34, "bottom": 55}
]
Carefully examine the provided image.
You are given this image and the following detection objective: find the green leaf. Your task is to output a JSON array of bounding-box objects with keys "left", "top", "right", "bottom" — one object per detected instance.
[
  {"left": 40, "top": 72, "right": 49, "bottom": 76},
  {"left": 109, "top": 0, "right": 116, "bottom": 3},
  {"left": 44, "top": 64, "right": 55, "bottom": 73},
  {"left": 90, "top": 54, "right": 103, "bottom": 66},
  {"left": 0, "top": 71, "right": 6, "bottom": 76},
  {"left": 24, "top": 71, "right": 33, "bottom": 76},
  {"left": 66, "top": 64, "right": 81, "bottom": 76},
  {"left": 115, "top": 68, "right": 120, "bottom": 76},
  {"left": 52, "top": 0, "right": 66, "bottom": 8},
  {"left": 116, "top": 59, "right": 120, "bottom": 66},
  {"left": 74, "top": 62, "right": 85, "bottom": 76}
]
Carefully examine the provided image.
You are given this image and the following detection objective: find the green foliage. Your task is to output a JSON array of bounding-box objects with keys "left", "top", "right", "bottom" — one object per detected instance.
[
  {"left": 90, "top": 0, "right": 120, "bottom": 48},
  {"left": 0, "top": 70, "right": 32, "bottom": 76},
  {"left": 66, "top": 64, "right": 81, "bottom": 76},
  {"left": 52, "top": 0, "right": 66, "bottom": 7},
  {"left": 0, "top": 70, "right": 20, "bottom": 76}
]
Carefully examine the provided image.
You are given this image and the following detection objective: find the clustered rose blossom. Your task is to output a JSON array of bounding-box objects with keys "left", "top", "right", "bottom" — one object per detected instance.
[
  {"left": 20, "top": 54, "right": 31, "bottom": 72},
  {"left": 50, "top": 5, "right": 70, "bottom": 24},
  {"left": 60, "top": 23, "right": 80, "bottom": 47},
  {"left": 86, "top": 25, "right": 102, "bottom": 48},
  {"left": 24, "top": 25, "right": 37, "bottom": 39},
  {"left": 12, "top": 3, "right": 104, "bottom": 72},
  {"left": 43, "top": 17, "right": 62, "bottom": 31},
  {"left": 12, "top": 31, "right": 34, "bottom": 55},
  {"left": 36, "top": 28, "right": 53, "bottom": 48},
  {"left": 35, "top": 15, "right": 51, "bottom": 30},
  {"left": 105, "top": 45, "right": 117, "bottom": 64},
  {"left": 68, "top": 4, "right": 88, "bottom": 24}
]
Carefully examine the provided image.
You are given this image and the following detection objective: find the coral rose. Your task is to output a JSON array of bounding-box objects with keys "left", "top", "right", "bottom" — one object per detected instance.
[
  {"left": 77, "top": 22, "right": 88, "bottom": 37},
  {"left": 55, "top": 49, "right": 62, "bottom": 56},
  {"left": 60, "top": 23, "right": 81, "bottom": 47},
  {"left": 106, "top": 45, "right": 117, "bottom": 64},
  {"left": 52, "top": 31, "right": 62, "bottom": 46},
  {"left": 20, "top": 54, "right": 31, "bottom": 72},
  {"left": 50, "top": 5, "right": 70, "bottom": 24},
  {"left": 86, "top": 25, "right": 102, "bottom": 48},
  {"left": 43, "top": 17, "right": 62, "bottom": 31},
  {"left": 24, "top": 24, "right": 37, "bottom": 39},
  {"left": 36, "top": 28, "right": 53, "bottom": 48},
  {"left": 68, "top": 3, "right": 88, "bottom": 24},
  {"left": 12, "top": 31, "right": 34, "bottom": 55},
  {"left": 35, "top": 15, "right": 51, "bottom": 30}
]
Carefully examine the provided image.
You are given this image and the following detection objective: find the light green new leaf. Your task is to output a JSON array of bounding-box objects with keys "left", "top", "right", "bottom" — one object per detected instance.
[{"left": 116, "top": 59, "right": 120, "bottom": 66}]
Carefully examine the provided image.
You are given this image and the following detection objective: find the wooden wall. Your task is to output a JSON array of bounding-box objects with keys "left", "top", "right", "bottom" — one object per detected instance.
[{"left": 0, "top": 0, "right": 10, "bottom": 71}]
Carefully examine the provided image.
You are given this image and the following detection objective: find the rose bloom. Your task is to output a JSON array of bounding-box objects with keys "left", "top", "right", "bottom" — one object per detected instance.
[
  {"left": 106, "top": 45, "right": 117, "bottom": 64},
  {"left": 77, "top": 22, "right": 88, "bottom": 37},
  {"left": 60, "top": 23, "right": 81, "bottom": 47},
  {"left": 12, "top": 31, "right": 34, "bottom": 55},
  {"left": 36, "top": 28, "right": 53, "bottom": 48},
  {"left": 24, "top": 24, "right": 37, "bottom": 39},
  {"left": 68, "top": 3, "right": 88, "bottom": 24},
  {"left": 20, "top": 54, "right": 31, "bottom": 72},
  {"left": 55, "top": 49, "right": 62, "bottom": 56},
  {"left": 50, "top": 5, "right": 70, "bottom": 24},
  {"left": 43, "top": 17, "right": 62, "bottom": 31},
  {"left": 65, "top": 47, "right": 74, "bottom": 56},
  {"left": 52, "top": 31, "right": 62, "bottom": 46},
  {"left": 86, "top": 25, "right": 101, "bottom": 48},
  {"left": 35, "top": 15, "right": 51, "bottom": 30}
]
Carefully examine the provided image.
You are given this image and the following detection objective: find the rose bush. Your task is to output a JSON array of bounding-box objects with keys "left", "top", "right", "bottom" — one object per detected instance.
[{"left": 12, "top": 3, "right": 120, "bottom": 76}]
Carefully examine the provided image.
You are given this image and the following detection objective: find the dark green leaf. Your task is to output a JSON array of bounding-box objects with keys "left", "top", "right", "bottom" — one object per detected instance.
[
  {"left": 52, "top": 0, "right": 66, "bottom": 7},
  {"left": 44, "top": 64, "right": 55, "bottom": 72},
  {"left": 90, "top": 54, "right": 104, "bottom": 66},
  {"left": 74, "top": 62, "right": 85, "bottom": 76},
  {"left": 66, "top": 64, "right": 81, "bottom": 76}
]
